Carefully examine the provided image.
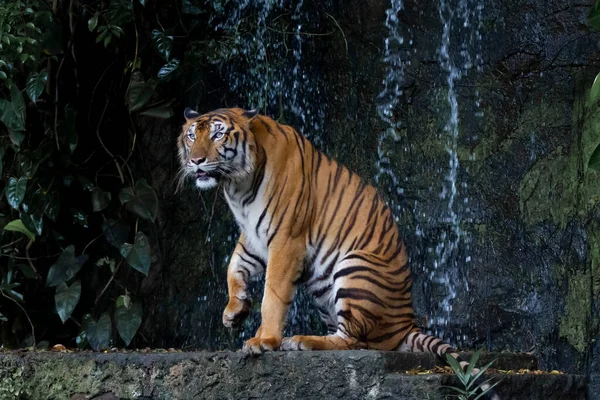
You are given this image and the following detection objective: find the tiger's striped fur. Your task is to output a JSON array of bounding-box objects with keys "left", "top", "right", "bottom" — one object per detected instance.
[{"left": 177, "top": 107, "right": 499, "bottom": 399}]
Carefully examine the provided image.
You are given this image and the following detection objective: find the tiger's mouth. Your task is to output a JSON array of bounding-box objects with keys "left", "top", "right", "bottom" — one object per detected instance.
[{"left": 195, "top": 170, "right": 219, "bottom": 181}]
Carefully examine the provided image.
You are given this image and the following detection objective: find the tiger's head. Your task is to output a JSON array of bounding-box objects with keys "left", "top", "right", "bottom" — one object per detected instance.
[{"left": 177, "top": 107, "right": 259, "bottom": 190}]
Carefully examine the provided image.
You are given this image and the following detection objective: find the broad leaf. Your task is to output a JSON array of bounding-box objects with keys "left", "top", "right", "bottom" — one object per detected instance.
[
  {"left": 3, "top": 219, "right": 35, "bottom": 241},
  {"left": 91, "top": 188, "right": 112, "bottom": 212},
  {"left": 116, "top": 294, "right": 131, "bottom": 309},
  {"left": 55, "top": 280, "right": 81, "bottom": 323},
  {"left": 127, "top": 77, "right": 157, "bottom": 112},
  {"left": 115, "top": 301, "right": 142, "bottom": 346},
  {"left": 21, "top": 190, "right": 46, "bottom": 236},
  {"left": 20, "top": 208, "right": 43, "bottom": 236},
  {"left": 157, "top": 59, "right": 179, "bottom": 81},
  {"left": 138, "top": 0, "right": 146, "bottom": 6},
  {"left": 139, "top": 102, "right": 173, "bottom": 119},
  {"left": 85, "top": 312, "right": 112, "bottom": 351},
  {"left": 46, "top": 245, "right": 89, "bottom": 287},
  {"left": 120, "top": 231, "right": 151, "bottom": 275},
  {"left": 26, "top": 70, "right": 48, "bottom": 103},
  {"left": 88, "top": 13, "right": 99, "bottom": 32},
  {"left": 151, "top": 29, "right": 173, "bottom": 61},
  {"left": 591, "top": 72, "right": 600, "bottom": 103},
  {"left": 119, "top": 179, "right": 158, "bottom": 221},
  {"left": 589, "top": 143, "right": 600, "bottom": 172},
  {"left": 5, "top": 177, "right": 27, "bottom": 209},
  {"left": 0, "top": 84, "right": 26, "bottom": 146}
]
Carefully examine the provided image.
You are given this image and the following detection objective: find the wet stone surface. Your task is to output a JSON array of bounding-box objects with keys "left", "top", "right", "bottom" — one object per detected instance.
[{"left": 0, "top": 351, "right": 586, "bottom": 399}]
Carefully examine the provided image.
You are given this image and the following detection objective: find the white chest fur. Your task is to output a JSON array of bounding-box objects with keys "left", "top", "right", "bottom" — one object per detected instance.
[{"left": 224, "top": 188, "right": 269, "bottom": 261}]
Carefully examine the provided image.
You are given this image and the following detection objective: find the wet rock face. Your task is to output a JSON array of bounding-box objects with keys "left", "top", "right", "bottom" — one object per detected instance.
[{"left": 140, "top": 0, "right": 599, "bottom": 397}]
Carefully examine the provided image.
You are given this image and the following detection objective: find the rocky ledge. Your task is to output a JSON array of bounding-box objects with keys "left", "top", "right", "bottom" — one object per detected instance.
[{"left": 0, "top": 350, "right": 587, "bottom": 399}]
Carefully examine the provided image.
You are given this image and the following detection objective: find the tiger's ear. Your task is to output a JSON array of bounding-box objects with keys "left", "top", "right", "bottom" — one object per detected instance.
[
  {"left": 241, "top": 108, "right": 259, "bottom": 120},
  {"left": 184, "top": 107, "right": 200, "bottom": 120}
]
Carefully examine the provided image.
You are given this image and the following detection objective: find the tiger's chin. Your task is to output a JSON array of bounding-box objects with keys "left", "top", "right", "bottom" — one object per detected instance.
[{"left": 195, "top": 176, "right": 219, "bottom": 190}]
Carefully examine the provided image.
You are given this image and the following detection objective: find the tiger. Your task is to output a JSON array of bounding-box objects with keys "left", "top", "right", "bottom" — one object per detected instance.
[{"left": 177, "top": 107, "right": 500, "bottom": 399}]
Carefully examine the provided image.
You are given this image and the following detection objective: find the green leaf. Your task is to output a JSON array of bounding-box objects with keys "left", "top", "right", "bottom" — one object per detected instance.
[
  {"left": 85, "top": 312, "right": 112, "bottom": 351},
  {"left": 21, "top": 190, "right": 45, "bottom": 236},
  {"left": 151, "top": 29, "right": 173, "bottom": 61},
  {"left": 472, "top": 379, "right": 502, "bottom": 400},
  {"left": 0, "top": 84, "right": 26, "bottom": 146},
  {"left": 3, "top": 219, "right": 35, "bottom": 241},
  {"left": 139, "top": 102, "right": 174, "bottom": 119},
  {"left": 88, "top": 13, "right": 99, "bottom": 32},
  {"left": 115, "top": 301, "right": 142, "bottom": 346},
  {"left": 96, "top": 28, "right": 109, "bottom": 44},
  {"left": 46, "top": 245, "right": 89, "bottom": 287},
  {"left": 138, "top": 0, "right": 146, "bottom": 6},
  {"left": 20, "top": 208, "right": 43, "bottom": 236},
  {"left": 116, "top": 294, "right": 131, "bottom": 309},
  {"left": 591, "top": 72, "right": 600, "bottom": 103},
  {"left": 119, "top": 179, "right": 158, "bottom": 221},
  {"left": 157, "top": 58, "right": 179, "bottom": 81},
  {"left": 127, "top": 77, "right": 157, "bottom": 112},
  {"left": 590, "top": 0, "right": 600, "bottom": 30},
  {"left": 120, "top": 231, "right": 151, "bottom": 275},
  {"left": 0, "top": 71, "right": 7, "bottom": 80},
  {"left": 5, "top": 177, "right": 27, "bottom": 209},
  {"left": 26, "top": 70, "right": 48, "bottom": 103},
  {"left": 104, "top": 34, "right": 112, "bottom": 48},
  {"left": 55, "top": 280, "right": 81, "bottom": 323},
  {"left": 92, "top": 188, "right": 112, "bottom": 212},
  {"left": 590, "top": 143, "right": 600, "bottom": 171}
]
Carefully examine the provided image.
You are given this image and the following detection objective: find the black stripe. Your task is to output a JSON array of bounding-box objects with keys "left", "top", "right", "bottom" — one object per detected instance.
[{"left": 335, "top": 288, "right": 386, "bottom": 308}]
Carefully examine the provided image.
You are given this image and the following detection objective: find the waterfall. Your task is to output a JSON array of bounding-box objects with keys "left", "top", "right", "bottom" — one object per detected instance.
[{"left": 427, "top": 0, "right": 483, "bottom": 344}]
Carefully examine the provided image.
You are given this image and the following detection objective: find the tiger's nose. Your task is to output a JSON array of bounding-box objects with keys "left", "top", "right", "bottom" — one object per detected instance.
[{"left": 190, "top": 157, "right": 206, "bottom": 165}]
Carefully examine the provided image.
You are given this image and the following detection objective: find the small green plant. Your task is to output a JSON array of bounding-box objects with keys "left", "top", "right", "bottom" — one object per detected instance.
[{"left": 442, "top": 350, "right": 501, "bottom": 400}]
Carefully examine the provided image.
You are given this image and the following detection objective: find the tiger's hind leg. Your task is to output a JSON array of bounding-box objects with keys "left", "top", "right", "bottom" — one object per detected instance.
[{"left": 281, "top": 250, "right": 413, "bottom": 351}]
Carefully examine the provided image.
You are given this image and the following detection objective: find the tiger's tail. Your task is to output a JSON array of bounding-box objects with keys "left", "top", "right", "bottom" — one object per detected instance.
[{"left": 399, "top": 329, "right": 501, "bottom": 400}]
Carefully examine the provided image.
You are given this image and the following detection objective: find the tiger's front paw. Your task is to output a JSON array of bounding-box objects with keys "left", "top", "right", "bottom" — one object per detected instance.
[
  {"left": 280, "top": 336, "right": 314, "bottom": 351},
  {"left": 242, "top": 336, "right": 281, "bottom": 355},
  {"left": 222, "top": 297, "right": 251, "bottom": 328}
]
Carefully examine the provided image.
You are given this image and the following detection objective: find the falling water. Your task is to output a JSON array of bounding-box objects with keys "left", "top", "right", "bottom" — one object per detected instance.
[
  {"left": 427, "top": 0, "right": 483, "bottom": 344},
  {"left": 375, "top": 0, "right": 406, "bottom": 216}
]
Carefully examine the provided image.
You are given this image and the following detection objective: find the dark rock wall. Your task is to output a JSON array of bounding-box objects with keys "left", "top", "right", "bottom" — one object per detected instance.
[{"left": 135, "top": 0, "right": 599, "bottom": 396}]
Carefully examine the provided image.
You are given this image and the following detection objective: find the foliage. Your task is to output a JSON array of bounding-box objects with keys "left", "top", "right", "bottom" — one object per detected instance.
[
  {"left": 0, "top": 0, "right": 221, "bottom": 350},
  {"left": 442, "top": 351, "right": 501, "bottom": 400},
  {"left": 589, "top": 0, "right": 600, "bottom": 171}
]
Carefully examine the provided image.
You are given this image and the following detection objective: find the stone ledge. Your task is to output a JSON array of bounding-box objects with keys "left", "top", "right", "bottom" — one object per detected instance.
[{"left": 0, "top": 351, "right": 586, "bottom": 400}]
